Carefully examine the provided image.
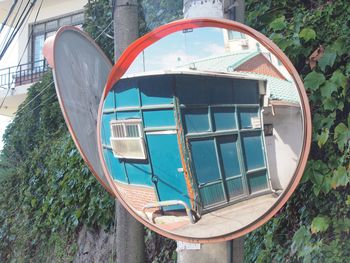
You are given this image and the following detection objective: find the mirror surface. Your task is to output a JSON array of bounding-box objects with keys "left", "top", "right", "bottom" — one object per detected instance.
[{"left": 100, "top": 26, "right": 304, "bottom": 239}]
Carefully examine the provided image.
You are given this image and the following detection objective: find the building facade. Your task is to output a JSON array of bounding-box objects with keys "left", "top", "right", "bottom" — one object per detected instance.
[{"left": 0, "top": 0, "right": 87, "bottom": 117}]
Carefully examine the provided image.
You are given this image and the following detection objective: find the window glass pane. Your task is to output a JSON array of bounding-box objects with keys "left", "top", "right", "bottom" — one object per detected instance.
[
  {"left": 46, "top": 20, "right": 57, "bottom": 31},
  {"left": 228, "top": 30, "right": 245, "bottom": 40},
  {"left": 190, "top": 139, "right": 221, "bottom": 184},
  {"left": 72, "top": 13, "right": 84, "bottom": 25},
  {"left": 217, "top": 135, "right": 241, "bottom": 178},
  {"left": 33, "top": 34, "right": 45, "bottom": 63},
  {"left": 241, "top": 131, "right": 265, "bottom": 171},
  {"left": 33, "top": 23, "right": 45, "bottom": 33},
  {"left": 59, "top": 16, "right": 71, "bottom": 26},
  {"left": 183, "top": 108, "right": 210, "bottom": 133},
  {"left": 212, "top": 107, "right": 236, "bottom": 131},
  {"left": 238, "top": 107, "right": 259, "bottom": 129}
]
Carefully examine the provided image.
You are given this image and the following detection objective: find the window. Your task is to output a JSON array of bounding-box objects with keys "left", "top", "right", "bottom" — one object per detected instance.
[
  {"left": 228, "top": 30, "right": 246, "bottom": 40},
  {"left": 110, "top": 119, "right": 147, "bottom": 160},
  {"left": 30, "top": 11, "right": 85, "bottom": 65}
]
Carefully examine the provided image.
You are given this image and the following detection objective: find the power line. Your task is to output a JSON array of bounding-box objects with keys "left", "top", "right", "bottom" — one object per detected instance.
[
  {"left": 11, "top": 20, "right": 114, "bottom": 119},
  {"left": 0, "top": 0, "right": 25, "bottom": 58},
  {"left": 0, "top": 0, "right": 42, "bottom": 110},
  {"left": 0, "top": 0, "right": 25, "bottom": 52},
  {"left": 0, "top": 0, "right": 19, "bottom": 34},
  {"left": 0, "top": 0, "right": 37, "bottom": 60}
]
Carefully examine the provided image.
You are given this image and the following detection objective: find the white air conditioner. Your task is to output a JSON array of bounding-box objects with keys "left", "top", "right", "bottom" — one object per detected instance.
[{"left": 110, "top": 119, "right": 147, "bottom": 160}]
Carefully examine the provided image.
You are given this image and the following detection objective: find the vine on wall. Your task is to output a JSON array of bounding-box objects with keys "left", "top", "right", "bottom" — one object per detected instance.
[{"left": 244, "top": 1, "right": 350, "bottom": 262}]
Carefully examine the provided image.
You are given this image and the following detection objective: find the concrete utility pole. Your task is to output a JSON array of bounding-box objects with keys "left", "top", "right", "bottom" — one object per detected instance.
[
  {"left": 178, "top": 1, "right": 245, "bottom": 263},
  {"left": 113, "top": 1, "right": 145, "bottom": 263}
]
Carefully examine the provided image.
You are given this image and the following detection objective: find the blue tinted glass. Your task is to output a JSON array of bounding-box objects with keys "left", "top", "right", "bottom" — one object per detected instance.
[
  {"left": 217, "top": 135, "right": 241, "bottom": 178},
  {"left": 199, "top": 183, "right": 226, "bottom": 208},
  {"left": 248, "top": 170, "right": 268, "bottom": 193},
  {"left": 184, "top": 108, "right": 209, "bottom": 133},
  {"left": 190, "top": 139, "right": 221, "bottom": 184},
  {"left": 212, "top": 107, "right": 236, "bottom": 131},
  {"left": 226, "top": 177, "right": 244, "bottom": 198},
  {"left": 241, "top": 131, "right": 265, "bottom": 171},
  {"left": 238, "top": 107, "right": 259, "bottom": 129}
]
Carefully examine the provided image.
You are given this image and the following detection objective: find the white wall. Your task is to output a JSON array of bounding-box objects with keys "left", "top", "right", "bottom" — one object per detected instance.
[
  {"left": 0, "top": 115, "right": 11, "bottom": 150},
  {"left": 263, "top": 105, "right": 303, "bottom": 190},
  {"left": 17, "top": 0, "right": 87, "bottom": 65},
  {"left": 223, "top": 31, "right": 292, "bottom": 81}
]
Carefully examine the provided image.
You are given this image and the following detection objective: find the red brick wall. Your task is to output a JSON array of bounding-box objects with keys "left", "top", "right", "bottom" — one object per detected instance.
[
  {"left": 115, "top": 181, "right": 158, "bottom": 212},
  {"left": 236, "top": 54, "right": 286, "bottom": 80}
]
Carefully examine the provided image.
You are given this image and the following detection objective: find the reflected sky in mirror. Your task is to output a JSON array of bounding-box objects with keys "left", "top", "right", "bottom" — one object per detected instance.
[
  {"left": 103, "top": 26, "right": 305, "bottom": 239},
  {"left": 126, "top": 27, "right": 293, "bottom": 83}
]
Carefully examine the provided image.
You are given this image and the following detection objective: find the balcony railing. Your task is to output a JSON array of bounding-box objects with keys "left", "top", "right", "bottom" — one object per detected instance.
[{"left": 0, "top": 60, "right": 48, "bottom": 91}]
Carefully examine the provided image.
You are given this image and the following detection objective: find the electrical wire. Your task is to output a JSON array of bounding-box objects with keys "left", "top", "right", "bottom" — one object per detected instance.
[
  {"left": 10, "top": 20, "right": 114, "bottom": 120},
  {"left": 0, "top": 0, "right": 25, "bottom": 58},
  {"left": 0, "top": 0, "right": 25, "bottom": 51},
  {"left": 0, "top": 0, "right": 19, "bottom": 34},
  {"left": 0, "top": 0, "right": 36, "bottom": 60},
  {"left": 0, "top": 0, "right": 42, "bottom": 110}
]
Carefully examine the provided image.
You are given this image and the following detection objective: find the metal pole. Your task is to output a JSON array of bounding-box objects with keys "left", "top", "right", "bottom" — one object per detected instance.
[
  {"left": 112, "top": 1, "right": 145, "bottom": 262},
  {"left": 178, "top": 1, "right": 245, "bottom": 262}
]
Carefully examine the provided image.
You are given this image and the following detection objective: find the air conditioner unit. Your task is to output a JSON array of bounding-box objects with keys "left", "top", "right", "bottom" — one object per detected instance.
[{"left": 110, "top": 119, "right": 147, "bottom": 160}]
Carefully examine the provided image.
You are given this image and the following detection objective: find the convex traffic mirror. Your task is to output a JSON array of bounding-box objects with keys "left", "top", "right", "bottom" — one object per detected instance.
[{"left": 97, "top": 18, "right": 311, "bottom": 243}]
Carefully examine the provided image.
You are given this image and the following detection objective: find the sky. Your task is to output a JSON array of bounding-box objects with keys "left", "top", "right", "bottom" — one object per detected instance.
[{"left": 125, "top": 27, "right": 227, "bottom": 75}]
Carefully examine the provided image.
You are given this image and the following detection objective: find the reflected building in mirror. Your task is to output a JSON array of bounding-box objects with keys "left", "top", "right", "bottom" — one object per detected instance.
[{"left": 100, "top": 27, "right": 304, "bottom": 238}]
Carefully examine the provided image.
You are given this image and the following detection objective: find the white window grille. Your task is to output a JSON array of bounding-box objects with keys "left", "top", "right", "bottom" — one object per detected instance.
[{"left": 110, "top": 119, "right": 147, "bottom": 160}]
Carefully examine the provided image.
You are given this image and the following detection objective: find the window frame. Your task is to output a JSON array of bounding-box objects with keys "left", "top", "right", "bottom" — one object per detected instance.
[{"left": 29, "top": 10, "right": 85, "bottom": 65}]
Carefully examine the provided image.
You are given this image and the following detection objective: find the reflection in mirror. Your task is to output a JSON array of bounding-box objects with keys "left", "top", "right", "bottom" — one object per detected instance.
[{"left": 100, "top": 27, "right": 303, "bottom": 239}]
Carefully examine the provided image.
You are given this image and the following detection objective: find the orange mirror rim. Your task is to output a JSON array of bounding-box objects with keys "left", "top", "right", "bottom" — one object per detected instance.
[{"left": 97, "top": 18, "right": 312, "bottom": 243}]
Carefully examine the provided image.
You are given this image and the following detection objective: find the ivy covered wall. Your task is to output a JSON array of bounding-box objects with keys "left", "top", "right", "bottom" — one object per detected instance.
[
  {"left": 244, "top": 1, "right": 350, "bottom": 262},
  {"left": 0, "top": 0, "right": 349, "bottom": 262}
]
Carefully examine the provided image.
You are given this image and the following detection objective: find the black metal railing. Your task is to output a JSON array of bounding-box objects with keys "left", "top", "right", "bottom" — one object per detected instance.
[{"left": 0, "top": 60, "right": 48, "bottom": 91}]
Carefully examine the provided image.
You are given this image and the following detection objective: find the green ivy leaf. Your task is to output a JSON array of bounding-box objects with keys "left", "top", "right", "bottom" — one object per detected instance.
[
  {"left": 330, "top": 70, "right": 347, "bottom": 96},
  {"left": 318, "top": 50, "right": 337, "bottom": 72},
  {"left": 304, "top": 71, "right": 326, "bottom": 90},
  {"left": 269, "top": 16, "right": 286, "bottom": 31},
  {"left": 332, "top": 166, "right": 349, "bottom": 188},
  {"left": 331, "top": 37, "right": 347, "bottom": 56},
  {"left": 311, "top": 216, "right": 330, "bottom": 233},
  {"left": 31, "top": 198, "right": 37, "bottom": 208},
  {"left": 334, "top": 122, "right": 350, "bottom": 151},
  {"left": 320, "top": 81, "right": 338, "bottom": 98},
  {"left": 317, "top": 129, "right": 329, "bottom": 148},
  {"left": 292, "top": 226, "right": 311, "bottom": 251},
  {"left": 299, "top": 28, "right": 316, "bottom": 42}
]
